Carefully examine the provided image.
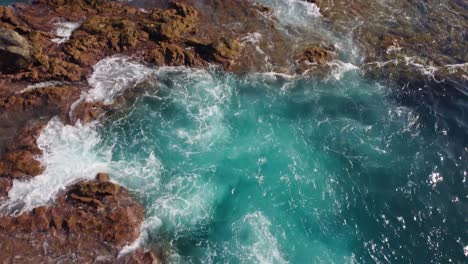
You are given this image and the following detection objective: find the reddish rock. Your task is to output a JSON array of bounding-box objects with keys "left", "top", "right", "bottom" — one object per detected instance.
[
  {"left": 0, "top": 86, "right": 80, "bottom": 116},
  {"left": 0, "top": 175, "right": 149, "bottom": 263}
]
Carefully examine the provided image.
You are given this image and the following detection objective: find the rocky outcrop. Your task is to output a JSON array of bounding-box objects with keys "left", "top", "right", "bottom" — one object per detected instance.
[
  {"left": 0, "top": 28, "right": 31, "bottom": 73},
  {"left": 0, "top": 173, "right": 152, "bottom": 263},
  {"left": 0, "top": 149, "right": 42, "bottom": 178}
]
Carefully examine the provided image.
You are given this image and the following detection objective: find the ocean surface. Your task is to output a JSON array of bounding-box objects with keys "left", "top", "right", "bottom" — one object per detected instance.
[{"left": 1, "top": 0, "right": 467, "bottom": 263}]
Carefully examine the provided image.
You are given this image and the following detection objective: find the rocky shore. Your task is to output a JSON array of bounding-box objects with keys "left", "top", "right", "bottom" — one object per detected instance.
[
  {"left": 0, "top": 0, "right": 339, "bottom": 262},
  {"left": 0, "top": 0, "right": 466, "bottom": 262},
  {"left": 0, "top": 0, "right": 248, "bottom": 262}
]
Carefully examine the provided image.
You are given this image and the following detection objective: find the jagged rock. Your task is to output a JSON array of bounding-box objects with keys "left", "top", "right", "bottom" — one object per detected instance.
[
  {"left": 71, "top": 179, "right": 120, "bottom": 197},
  {"left": 253, "top": 3, "right": 273, "bottom": 14},
  {"left": 0, "top": 28, "right": 31, "bottom": 73},
  {"left": 187, "top": 37, "right": 241, "bottom": 66},
  {"left": 294, "top": 45, "right": 335, "bottom": 74},
  {"left": 80, "top": 16, "right": 140, "bottom": 51},
  {"left": 71, "top": 101, "right": 107, "bottom": 124},
  {"left": 311, "top": 0, "right": 468, "bottom": 84},
  {"left": 4, "top": 120, "right": 46, "bottom": 153},
  {"left": 144, "top": 1, "right": 199, "bottom": 41}
]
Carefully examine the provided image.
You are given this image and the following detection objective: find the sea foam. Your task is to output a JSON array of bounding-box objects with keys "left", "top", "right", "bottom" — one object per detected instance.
[
  {"left": 51, "top": 20, "right": 82, "bottom": 44},
  {"left": 1, "top": 118, "right": 109, "bottom": 215}
]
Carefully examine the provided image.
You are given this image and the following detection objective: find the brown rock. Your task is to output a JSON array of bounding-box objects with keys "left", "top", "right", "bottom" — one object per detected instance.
[
  {"left": 0, "top": 149, "right": 42, "bottom": 178},
  {"left": 32, "top": 206, "right": 49, "bottom": 231},
  {"left": 0, "top": 6, "right": 22, "bottom": 27},
  {"left": 96, "top": 172, "right": 110, "bottom": 182},
  {"left": 294, "top": 45, "right": 335, "bottom": 74},
  {"left": 297, "top": 45, "right": 334, "bottom": 65},
  {"left": 253, "top": 3, "right": 273, "bottom": 14},
  {"left": 0, "top": 86, "right": 79, "bottom": 114},
  {"left": 144, "top": 1, "right": 199, "bottom": 41},
  {"left": 71, "top": 101, "right": 106, "bottom": 124}
]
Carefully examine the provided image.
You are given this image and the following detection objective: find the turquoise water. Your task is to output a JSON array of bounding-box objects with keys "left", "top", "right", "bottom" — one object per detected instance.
[{"left": 95, "top": 68, "right": 467, "bottom": 263}]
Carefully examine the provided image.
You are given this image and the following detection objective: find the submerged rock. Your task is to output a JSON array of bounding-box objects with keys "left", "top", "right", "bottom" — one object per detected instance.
[{"left": 0, "top": 28, "right": 31, "bottom": 73}]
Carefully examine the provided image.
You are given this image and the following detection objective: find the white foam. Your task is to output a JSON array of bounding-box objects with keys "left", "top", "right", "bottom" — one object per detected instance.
[
  {"left": 84, "top": 56, "right": 155, "bottom": 104},
  {"left": 255, "top": 0, "right": 320, "bottom": 27},
  {"left": 241, "top": 32, "right": 263, "bottom": 46},
  {"left": 1, "top": 117, "right": 110, "bottom": 215},
  {"left": 118, "top": 216, "right": 163, "bottom": 257},
  {"left": 429, "top": 171, "right": 443, "bottom": 188},
  {"left": 327, "top": 60, "right": 360, "bottom": 80},
  {"left": 403, "top": 56, "right": 437, "bottom": 77},
  {"left": 21, "top": 81, "right": 64, "bottom": 93},
  {"left": 51, "top": 20, "right": 82, "bottom": 44},
  {"left": 149, "top": 174, "right": 216, "bottom": 234},
  {"left": 157, "top": 68, "right": 232, "bottom": 148},
  {"left": 443, "top": 62, "right": 468, "bottom": 73},
  {"left": 234, "top": 211, "right": 288, "bottom": 264}
]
